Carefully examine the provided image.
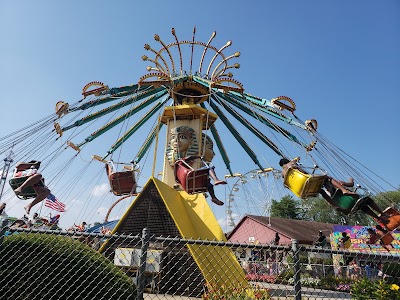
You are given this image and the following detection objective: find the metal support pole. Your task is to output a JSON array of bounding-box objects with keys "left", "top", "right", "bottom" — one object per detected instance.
[
  {"left": 291, "top": 239, "right": 302, "bottom": 300},
  {"left": 137, "top": 228, "right": 149, "bottom": 300},
  {"left": 0, "top": 218, "right": 9, "bottom": 247}
]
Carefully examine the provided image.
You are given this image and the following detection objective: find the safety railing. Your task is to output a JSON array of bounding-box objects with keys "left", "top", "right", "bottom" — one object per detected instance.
[{"left": 1, "top": 221, "right": 399, "bottom": 300}]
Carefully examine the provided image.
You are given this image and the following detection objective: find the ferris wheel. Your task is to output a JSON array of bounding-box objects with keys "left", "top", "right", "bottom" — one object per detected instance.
[{"left": 224, "top": 168, "right": 289, "bottom": 229}]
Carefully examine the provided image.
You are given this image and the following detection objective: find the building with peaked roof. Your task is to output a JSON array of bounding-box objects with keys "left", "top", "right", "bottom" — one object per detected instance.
[{"left": 227, "top": 215, "right": 335, "bottom": 246}]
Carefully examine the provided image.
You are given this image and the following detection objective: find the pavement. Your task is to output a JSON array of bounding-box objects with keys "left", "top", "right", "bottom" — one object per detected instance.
[
  {"left": 267, "top": 283, "right": 351, "bottom": 299},
  {"left": 143, "top": 283, "right": 351, "bottom": 300}
]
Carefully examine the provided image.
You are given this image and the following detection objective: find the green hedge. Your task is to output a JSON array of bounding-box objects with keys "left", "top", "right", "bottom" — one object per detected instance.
[{"left": 0, "top": 233, "right": 136, "bottom": 300}]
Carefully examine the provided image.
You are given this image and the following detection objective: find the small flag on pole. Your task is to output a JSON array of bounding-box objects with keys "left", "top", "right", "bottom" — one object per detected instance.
[{"left": 45, "top": 193, "right": 66, "bottom": 212}]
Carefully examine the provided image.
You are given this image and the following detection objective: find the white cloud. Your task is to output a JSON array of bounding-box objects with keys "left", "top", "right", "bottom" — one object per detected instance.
[
  {"left": 217, "top": 213, "right": 239, "bottom": 232},
  {"left": 92, "top": 183, "right": 110, "bottom": 197},
  {"left": 96, "top": 206, "right": 108, "bottom": 214},
  {"left": 69, "top": 198, "right": 82, "bottom": 205}
]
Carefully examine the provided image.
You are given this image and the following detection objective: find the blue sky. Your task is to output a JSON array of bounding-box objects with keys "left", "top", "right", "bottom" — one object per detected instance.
[{"left": 0, "top": 1, "right": 399, "bottom": 230}]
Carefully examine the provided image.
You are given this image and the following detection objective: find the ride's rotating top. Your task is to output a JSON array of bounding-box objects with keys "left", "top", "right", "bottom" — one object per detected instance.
[{"left": 55, "top": 27, "right": 311, "bottom": 190}]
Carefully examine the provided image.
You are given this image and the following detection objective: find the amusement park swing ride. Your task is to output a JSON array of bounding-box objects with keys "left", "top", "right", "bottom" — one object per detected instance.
[{"left": 1, "top": 27, "right": 399, "bottom": 240}]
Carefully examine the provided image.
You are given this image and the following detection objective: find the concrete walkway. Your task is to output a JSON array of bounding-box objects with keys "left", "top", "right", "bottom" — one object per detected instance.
[
  {"left": 266, "top": 283, "right": 351, "bottom": 299},
  {"left": 144, "top": 283, "right": 351, "bottom": 300}
]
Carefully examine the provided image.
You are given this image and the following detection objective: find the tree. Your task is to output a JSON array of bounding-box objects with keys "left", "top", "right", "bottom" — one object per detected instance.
[
  {"left": 300, "top": 196, "right": 371, "bottom": 225},
  {"left": 373, "top": 189, "right": 400, "bottom": 209},
  {"left": 0, "top": 234, "right": 136, "bottom": 300},
  {"left": 270, "top": 195, "right": 302, "bottom": 219}
]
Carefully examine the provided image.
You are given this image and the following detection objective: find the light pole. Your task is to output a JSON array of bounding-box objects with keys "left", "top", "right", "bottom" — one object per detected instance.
[{"left": 0, "top": 148, "right": 14, "bottom": 201}]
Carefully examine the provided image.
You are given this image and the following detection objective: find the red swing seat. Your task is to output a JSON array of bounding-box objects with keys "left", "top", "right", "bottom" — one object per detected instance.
[
  {"left": 106, "top": 162, "right": 137, "bottom": 196},
  {"left": 380, "top": 232, "right": 394, "bottom": 246},
  {"left": 9, "top": 176, "right": 46, "bottom": 200},
  {"left": 381, "top": 207, "right": 400, "bottom": 231},
  {"left": 174, "top": 156, "right": 209, "bottom": 194}
]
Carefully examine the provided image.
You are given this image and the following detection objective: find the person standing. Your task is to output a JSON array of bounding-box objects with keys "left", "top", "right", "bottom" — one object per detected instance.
[
  {"left": 338, "top": 232, "right": 351, "bottom": 249},
  {"left": 273, "top": 232, "right": 280, "bottom": 245},
  {"left": 315, "top": 230, "right": 327, "bottom": 247}
]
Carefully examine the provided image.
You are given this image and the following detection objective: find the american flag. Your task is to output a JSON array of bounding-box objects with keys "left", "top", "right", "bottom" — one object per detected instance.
[{"left": 45, "top": 193, "right": 66, "bottom": 212}]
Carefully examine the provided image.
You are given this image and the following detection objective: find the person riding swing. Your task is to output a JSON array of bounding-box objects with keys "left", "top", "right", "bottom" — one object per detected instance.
[
  {"left": 279, "top": 157, "right": 389, "bottom": 224},
  {"left": 105, "top": 160, "right": 137, "bottom": 196},
  {"left": 173, "top": 129, "right": 226, "bottom": 206},
  {"left": 10, "top": 161, "right": 51, "bottom": 215}
]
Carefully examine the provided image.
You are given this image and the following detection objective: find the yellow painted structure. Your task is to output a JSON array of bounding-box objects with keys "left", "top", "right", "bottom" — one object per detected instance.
[
  {"left": 153, "top": 177, "right": 247, "bottom": 288},
  {"left": 283, "top": 167, "right": 326, "bottom": 199},
  {"left": 106, "top": 177, "right": 248, "bottom": 289}
]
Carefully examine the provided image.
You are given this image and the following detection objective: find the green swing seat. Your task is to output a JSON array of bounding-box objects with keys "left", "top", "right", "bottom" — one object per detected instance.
[
  {"left": 331, "top": 189, "right": 369, "bottom": 214},
  {"left": 9, "top": 176, "right": 45, "bottom": 200}
]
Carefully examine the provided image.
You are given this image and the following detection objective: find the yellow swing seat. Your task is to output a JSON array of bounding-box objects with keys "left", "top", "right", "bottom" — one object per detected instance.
[{"left": 283, "top": 167, "right": 327, "bottom": 199}]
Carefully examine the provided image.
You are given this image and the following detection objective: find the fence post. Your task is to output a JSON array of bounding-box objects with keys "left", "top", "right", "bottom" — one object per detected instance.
[
  {"left": 137, "top": 228, "right": 150, "bottom": 300},
  {"left": 291, "top": 239, "right": 302, "bottom": 300},
  {"left": 0, "top": 218, "right": 8, "bottom": 247}
]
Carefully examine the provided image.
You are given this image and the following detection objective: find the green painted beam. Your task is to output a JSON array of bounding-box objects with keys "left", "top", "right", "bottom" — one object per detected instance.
[
  {"left": 228, "top": 91, "right": 306, "bottom": 129},
  {"left": 70, "top": 85, "right": 152, "bottom": 112},
  {"left": 76, "top": 91, "right": 168, "bottom": 147},
  {"left": 62, "top": 87, "right": 165, "bottom": 132},
  {"left": 208, "top": 97, "right": 265, "bottom": 170},
  {"left": 192, "top": 76, "right": 212, "bottom": 87},
  {"left": 214, "top": 95, "right": 284, "bottom": 157},
  {"left": 222, "top": 93, "right": 306, "bottom": 148},
  {"left": 134, "top": 122, "right": 164, "bottom": 164},
  {"left": 102, "top": 100, "right": 167, "bottom": 159},
  {"left": 210, "top": 125, "right": 233, "bottom": 176},
  {"left": 200, "top": 102, "right": 233, "bottom": 175},
  {"left": 107, "top": 84, "right": 141, "bottom": 96}
]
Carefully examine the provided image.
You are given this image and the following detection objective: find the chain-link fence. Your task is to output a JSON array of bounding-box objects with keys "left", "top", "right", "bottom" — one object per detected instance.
[{"left": 1, "top": 220, "right": 399, "bottom": 300}]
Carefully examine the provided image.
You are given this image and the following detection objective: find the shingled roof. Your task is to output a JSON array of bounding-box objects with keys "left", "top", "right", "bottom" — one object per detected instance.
[{"left": 228, "top": 215, "right": 336, "bottom": 245}]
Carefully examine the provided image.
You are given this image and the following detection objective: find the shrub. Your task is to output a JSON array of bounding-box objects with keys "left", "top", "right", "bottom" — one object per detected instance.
[
  {"left": 0, "top": 233, "right": 136, "bottom": 300},
  {"left": 276, "top": 269, "right": 294, "bottom": 284},
  {"left": 350, "top": 278, "right": 400, "bottom": 300},
  {"left": 308, "top": 256, "right": 333, "bottom": 265},
  {"left": 318, "top": 275, "right": 352, "bottom": 291}
]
